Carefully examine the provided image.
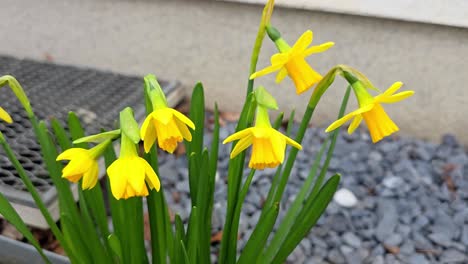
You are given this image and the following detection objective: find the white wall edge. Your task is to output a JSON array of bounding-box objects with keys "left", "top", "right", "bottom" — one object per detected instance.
[{"left": 219, "top": 0, "right": 468, "bottom": 28}]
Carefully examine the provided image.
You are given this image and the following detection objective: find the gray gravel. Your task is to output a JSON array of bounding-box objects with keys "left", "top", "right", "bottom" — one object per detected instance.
[{"left": 157, "top": 121, "right": 468, "bottom": 264}]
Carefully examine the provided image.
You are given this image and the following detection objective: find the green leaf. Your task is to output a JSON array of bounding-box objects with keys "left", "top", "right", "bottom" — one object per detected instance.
[
  {"left": 187, "top": 206, "right": 198, "bottom": 264},
  {"left": 0, "top": 192, "right": 51, "bottom": 264},
  {"left": 209, "top": 103, "right": 220, "bottom": 182},
  {"left": 272, "top": 112, "right": 284, "bottom": 129},
  {"left": 61, "top": 213, "right": 92, "bottom": 263},
  {"left": 237, "top": 203, "right": 279, "bottom": 264},
  {"left": 271, "top": 175, "right": 341, "bottom": 264},
  {"left": 187, "top": 82, "right": 205, "bottom": 158},
  {"left": 73, "top": 129, "right": 121, "bottom": 144},
  {"left": 173, "top": 215, "right": 186, "bottom": 264},
  {"left": 262, "top": 136, "right": 330, "bottom": 262},
  {"left": 51, "top": 118, "right": 72, "bottom": 149},
  {"left": 68, "top": 113, "right": 112, "bottom": 260},
  {"left": 108, "top": 234, "right": 123, "bottom": 262},
  {"left": 181, "top": 240, "right": 191, "bottom": 264},
  {"left": 119, "top": 107, "right": 140, "bottom": 144}
]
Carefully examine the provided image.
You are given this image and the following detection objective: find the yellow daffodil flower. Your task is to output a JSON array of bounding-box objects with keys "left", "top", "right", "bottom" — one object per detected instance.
[
  {"left": 141, "top": 75, "right": 195, "bottom": 153},
  {"left": 250, "top": 28, "right": 334, "bottom": 94},
  {"left": 326, "top": 81, "right": 414, "bottom": 143},
  {"left": 0, "top": 107, "right": 12, "bottom": 123},
  {"left": 56, "top": 140, "right": 110, "bottom": 189},
  {"left": 223, "top": 105, "right": 301, "bottom": 170},
  {"left": 140, "top": 107, "right": 195, "bottom": 153},
  {"left": 107, "top": 134, "right": 160, "bottom": 200}
]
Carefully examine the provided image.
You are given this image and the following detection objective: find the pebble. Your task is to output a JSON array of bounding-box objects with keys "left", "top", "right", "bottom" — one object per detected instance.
[{"left": 333, "top": 188, "right": 358, "bottom": 208}]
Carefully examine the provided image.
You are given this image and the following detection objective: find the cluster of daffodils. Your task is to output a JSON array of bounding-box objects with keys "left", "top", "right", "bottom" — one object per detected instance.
[
  {"left": 56, "top": 75, "right": 194, "bottom": 199},
  {"left": 53, "top": 26, "right": 414, "bottom": 200}
]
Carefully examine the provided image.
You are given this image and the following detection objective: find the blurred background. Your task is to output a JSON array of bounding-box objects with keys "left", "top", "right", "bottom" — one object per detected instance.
[{"left": 0, "top": 0, "right": 467, "bottom": 143}]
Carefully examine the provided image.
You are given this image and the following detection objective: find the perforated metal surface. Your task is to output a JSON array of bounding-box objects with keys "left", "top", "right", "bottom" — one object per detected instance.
[{"left": 0, "top": 55, "right": 181, "bottom": 209}]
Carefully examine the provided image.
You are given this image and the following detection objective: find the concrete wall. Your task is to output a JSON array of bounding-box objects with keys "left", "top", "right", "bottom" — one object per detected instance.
[{"left": 1, "top": 0, "right": 467, "bottom": 143}]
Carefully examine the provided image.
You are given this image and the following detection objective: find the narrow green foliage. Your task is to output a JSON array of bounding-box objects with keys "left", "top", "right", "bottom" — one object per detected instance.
[
  {"left": 108, "top": 234, "right": 123, "bottom": 263},
  {"left": 61, "top": 213, "right": 92, "bottom": 263},
  {"left": 271, "top": 175, "right": 341, "bottom": 264},
  {"left": 187, "top": 206, "right": 199, "bottom": 264},
  {"left": 237, "top": 203, "right": 279, "bottom": 264},
  {"left": 0, "top": 192, "right": 51, "bottom": 264},
  {"left": 51, "top": 118, "right": 72, "bottom": 149},
  {"left": 68, "top": 113, "right": 112, "bottom": 259},
  {"left": 173, "top": 215, "right": 187, "bottom": 264}
]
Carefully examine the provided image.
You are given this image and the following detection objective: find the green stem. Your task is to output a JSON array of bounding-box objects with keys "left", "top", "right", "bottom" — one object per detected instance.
[{"left": 308, "top": 86, "right": 351, "bottom": 200}]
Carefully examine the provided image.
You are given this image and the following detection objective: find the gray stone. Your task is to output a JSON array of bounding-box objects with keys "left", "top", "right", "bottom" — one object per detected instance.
[
  {"left": 342, "top": 232, "right": 362, "bottom": 248},
  {"left": 175, "top": 180, "right": 190, "bottom": 193},
  {"left": 400, "top": 241, "right": 415, "bottom": 255},
  {"left": 407, "top": 254, "right": 430, "bottom": 264},
  {"left": 371, "top": 255, "right": 384, "bottom": 264},
  {"left": 375, "top": 199, "right": 398, "bottom": 241},
  {"left": 439, "top": 249, "right": 466, "bottom": 263},
  {"left": 384, "top": 233, "right": 403, "bottom": 247},
  {"left": 461, "top": 225, "right": 468, "bottom": 245},
  {"left": 382, "top": 176, "right": 405, "bottom": 189},
  {"left": 428, "top": 232, "right": 453, "bottom": 247},
  {"left": 340, "top": 245, "right": 354, "bottom": 256},
  {"left": 327, "top": 249, "right": 345, "bottom": 264}
]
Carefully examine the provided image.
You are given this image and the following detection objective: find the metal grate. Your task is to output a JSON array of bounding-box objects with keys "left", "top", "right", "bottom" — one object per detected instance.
[{"left": 0, "top": 55, "right": 183, "bottom": 227}]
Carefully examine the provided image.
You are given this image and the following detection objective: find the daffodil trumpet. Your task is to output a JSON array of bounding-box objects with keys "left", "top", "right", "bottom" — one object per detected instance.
[
  {"left": 140, "top": 75, "right": 195, "bottom": 153},
  {"left": 223, "top": 104, "right": 301, "bottom": 170},
  {"left": 250, "top": 26, "right": 334, "bottom": 94},
  {"left": 56, "top": 140, "right": 111, "bottom": 190},
  {"left": 326, "top": 73, "right": 414, "bottom": 143}
]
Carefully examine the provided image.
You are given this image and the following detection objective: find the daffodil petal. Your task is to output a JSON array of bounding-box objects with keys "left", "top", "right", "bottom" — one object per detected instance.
[
  {"left": 62, "top": 157, "right": 92, "bottom": 177},
  {"left": 302, "top": 42, "right": 335, "bottom": 57},
  {"left": 379, "top": 91, "right": 415, "bottom": 104},
  {"left": 292, "top": 30, "right": 313, "bottom": 52},
  {"left": 144, "top": 161, "right": 160, "bottom": 191},
  {"left": 127, "top": 159, "right": 146, "bottom": 194},
  {"left": 250, "top": 63, "right": 284, "bottom": 80},
  {"left": 153, "top": 108, "right": 174, "bottom": 125},
  {"left": 0, "top": 107, "right": 12, "bottom": 123},
  {"left": 348, "top": 114, "right": 363, "bottom": 134},
  {"left": 171, "top": 108, "right": 195, "bottom": 130},
  {"left": 82, "top": 162, "right": 99, "bottom": 189},
  {"left": 223, "top": 128, "right": 253, "bottom": 144},
  {"left": 325, "top": 111, "right": 360, "bottom": 133},
  {"left": 174, "top": 118, "right": 192, "bottom": 141},
  {"left": 107, "top": 161, "right": 127, "bottom": 200},
  {"left": 140, "top": 114, "right": 157, "bottom": 153},
  {"left": 275, "top": 67, "right": 288, "bottom": 83},
  {"left": 270, "top": 53, "right": 289, "bottom": 65},
  {"left": 143, "top": 120, "right": 157, "bottom": 153},
  {"left": 284, "top": 135, "right": 302, "bottom": 150},
  {"left": 230, "top": 134, "right": 253, "bottom": 158},
  {"left": 56, "top": 148, "right": 88, "bottom": 161},
  {"left": 383, "top": 81, "right": 404, "bottom": 96}
]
